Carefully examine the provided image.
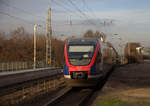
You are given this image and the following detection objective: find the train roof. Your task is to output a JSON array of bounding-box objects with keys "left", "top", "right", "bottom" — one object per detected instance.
[{"left": 67, "top": 38, "right": 99, "bottom": 45}]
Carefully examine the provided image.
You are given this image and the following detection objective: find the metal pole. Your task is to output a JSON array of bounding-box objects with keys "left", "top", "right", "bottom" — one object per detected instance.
[
  {"left": 33, "top": 24, "right": 37, "bottom": 70},
  {"left": 33, "top": 24, "right": 42, "bottom": 69},
  {"left": 46, "top": 8, "right": 52, "bottom": 67}
]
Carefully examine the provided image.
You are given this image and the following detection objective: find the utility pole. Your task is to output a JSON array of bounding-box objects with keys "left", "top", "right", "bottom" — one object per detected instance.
[
  {"left": 33, "top": 24, "right": 37, "bottom": 70},
  {"left": 46, "top": 8, "right": 52, "bottom": 67},
  {"left": 33, "top": 24, "right": 41, "bottom": 70}
]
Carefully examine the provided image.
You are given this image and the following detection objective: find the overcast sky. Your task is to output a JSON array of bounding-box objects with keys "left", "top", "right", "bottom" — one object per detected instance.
[{"left": 0, "top": 0, "right": 150, "bottom": 49}]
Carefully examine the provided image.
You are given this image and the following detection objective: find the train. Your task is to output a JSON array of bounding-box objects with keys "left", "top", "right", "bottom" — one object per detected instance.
[
  {"left": 63, "top": 38, "right": 118, "bottom": 87},
  {"left": 124, "top": 42, "right": 143, "bottom": 63}
]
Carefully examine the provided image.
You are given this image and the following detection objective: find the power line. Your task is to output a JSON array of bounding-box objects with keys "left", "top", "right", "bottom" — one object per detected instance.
[
  {"left": 0, "top": 11, "right": 47, "bottom": 32},
  {"left": 1, "top": 0, "right": 77, "bottom": 26},
  {"left": 51, "top": 0, "right": 98, "bottom": 27},
  {"left": 1, "top": 0, "right": 89, "bottom": 26},
  {"left": 67, "top": 0, "right": 98, "bottom": 27},
  {"left": 82, "top": 0, "right": 97, "bottom": 18},
  {"left": 1, "top": 0, "right": 46, "bottom": 24},
  {"left": 51, "top": 0, "right": 91, "bottom": 25},
  {"left": 1, "top": 0, "right": 71, "bottom": 27},
  {"left": 0, "top": 11, "right": 66, "bottom": 36},
  {"left": 51, "top": 0, "right": 102, "bottom": 27},
  {"left": 82, "top": 0, "right": 104, "bottom": 25},
  {"left": 51, "top": 0, "right": 77, "bottom": 14},
  {"left": 51, "top": 8, "right": 69, "bottom": 13},
  {"left": 1, "top": 0, "right": 102, "bottom": 35},
  {"left": 0, "top": 11, "right": 34, "bottom": 25}
]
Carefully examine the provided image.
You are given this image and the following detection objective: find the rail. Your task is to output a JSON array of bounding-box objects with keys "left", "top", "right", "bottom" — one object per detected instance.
[{"left": 44, "top": 88, "right": 95, "bottom": 106}]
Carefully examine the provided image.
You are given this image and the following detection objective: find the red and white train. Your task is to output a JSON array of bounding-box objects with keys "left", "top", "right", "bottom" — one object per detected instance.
[{"left": 64, "top": 38, "right": 117, "bottom": 87}]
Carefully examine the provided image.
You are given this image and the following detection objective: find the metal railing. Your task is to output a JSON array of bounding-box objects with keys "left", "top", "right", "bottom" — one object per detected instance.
[{"left": 0, "top": 61, "right": 47, "bottom": 72}]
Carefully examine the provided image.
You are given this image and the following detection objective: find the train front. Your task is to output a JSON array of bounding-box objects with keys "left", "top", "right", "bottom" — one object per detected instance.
[{"left": 64, "top": 38, "right": 100, "bottom": 87}]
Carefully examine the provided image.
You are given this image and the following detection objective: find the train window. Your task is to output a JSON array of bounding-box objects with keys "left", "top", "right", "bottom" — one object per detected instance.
[
  {"left": 67, "top": 45, "right": 95, "bottom": 66},
  {"left": 69, "top": 45, "right": 94, "bottom": 52}
]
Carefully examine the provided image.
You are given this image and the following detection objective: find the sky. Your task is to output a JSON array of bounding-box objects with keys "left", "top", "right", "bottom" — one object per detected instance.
[{"left": 0, "top": 0, "right": 150, "bottom": 51}]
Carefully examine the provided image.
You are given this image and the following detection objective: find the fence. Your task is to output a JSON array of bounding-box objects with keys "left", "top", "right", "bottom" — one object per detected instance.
[{"left": 0, "top": 61, "right": 47, "bottom": 72}]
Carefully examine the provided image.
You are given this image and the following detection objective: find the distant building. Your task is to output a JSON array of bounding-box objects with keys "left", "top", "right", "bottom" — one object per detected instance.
[{"left": 124, "top": 42, "right": 143, "bottom": 63}]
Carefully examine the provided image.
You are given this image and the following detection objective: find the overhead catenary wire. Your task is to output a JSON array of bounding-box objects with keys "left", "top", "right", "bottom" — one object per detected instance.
[
  {"left": 0, "top": 11, "right": 34, "bottom": 25},
  {"left": 51, "top": 0, "right": 84, "bottom": 18},
  {"left": 50, "top": 0, "right": 90, "bottom": 27},
  {"left": 66, "top": 0, "right": 99, "bottom": 27},
  {"left": 0, "top": 11, "right": 66, "bottom": 35},
  {"left": 50, "top": 0, "right": 99, "bottom": 27},
  {"left": 1, "top": 0, "right": 71, "bottom": 28},
  {"left": 1, "top": 0, "right": 98, "bottom": 28},
  {"left": 0, "top": 0, "right": 78, "bottom": 38},
  {"left": 1, "top": 0, "right": 69, "bottom": 26},
  {"left": 81, "top": 0, "right": 104, "bottom": 25},
  {"left": 1, "top": 0, "right": 47, "bottom": 24},
  {"left": 0, "top": 0, "right": 106, "bottom": 36}
]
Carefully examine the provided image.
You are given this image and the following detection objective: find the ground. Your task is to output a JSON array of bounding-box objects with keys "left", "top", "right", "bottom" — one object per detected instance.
[{"left": 92, "top": 63, "right": 150, "bottom": 106}]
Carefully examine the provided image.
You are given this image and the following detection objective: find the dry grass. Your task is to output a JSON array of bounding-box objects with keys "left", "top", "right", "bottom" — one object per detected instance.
[{"left": 93, "top": 88, "right": 150, "bottom": 106}]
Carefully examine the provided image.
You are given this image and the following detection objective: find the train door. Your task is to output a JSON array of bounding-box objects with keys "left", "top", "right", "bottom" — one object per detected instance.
[{"left": 95, "top": 44, "right": 105, "bottom": 76}]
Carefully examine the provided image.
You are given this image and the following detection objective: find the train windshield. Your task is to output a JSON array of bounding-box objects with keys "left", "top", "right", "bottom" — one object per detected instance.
[{"left": 67, "top": 45, "right": 95, "bottom": 66}]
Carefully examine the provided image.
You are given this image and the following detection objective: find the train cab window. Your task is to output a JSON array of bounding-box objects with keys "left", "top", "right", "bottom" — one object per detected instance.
[{"left": 67, "top": 45, "right": 95, "bottom": 66}]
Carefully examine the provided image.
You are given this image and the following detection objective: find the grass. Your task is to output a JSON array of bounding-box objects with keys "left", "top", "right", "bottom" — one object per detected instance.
[
  {"left": 133, "top": 101, "right": 150, "bottom": 106},
  {"left": 94, "top": 98, "right": 150, "bottom": 106},
  {"left": 94, "top": 98, "right": 130, "bottom": 106}
]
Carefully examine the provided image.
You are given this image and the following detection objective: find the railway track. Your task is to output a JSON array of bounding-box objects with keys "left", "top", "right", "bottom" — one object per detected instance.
[{"left": 44, "top": 87, "right": 95, "bottom": 106}]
